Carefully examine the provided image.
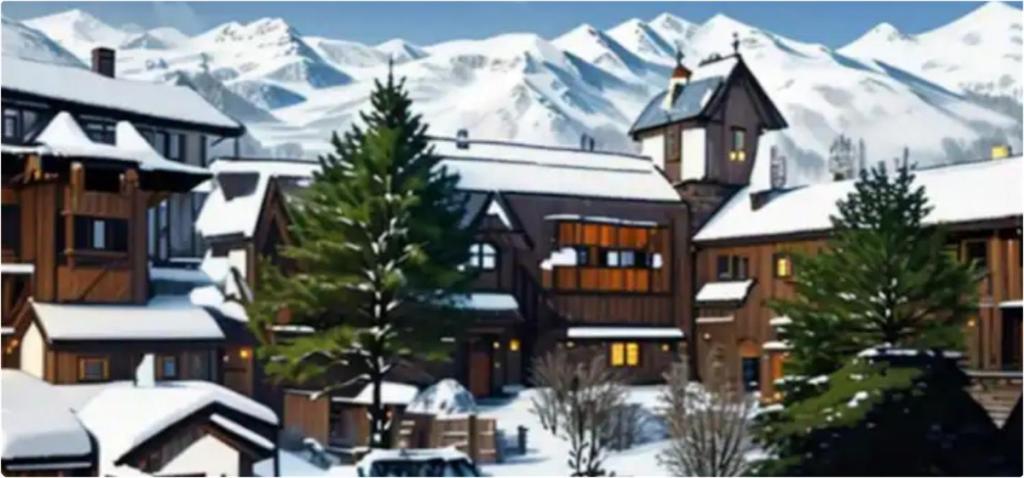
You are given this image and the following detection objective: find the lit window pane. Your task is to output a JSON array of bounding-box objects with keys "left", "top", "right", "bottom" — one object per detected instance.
[
  {"left": 621, "top": 250, "right": 635, "bottom": 267},
  {"left": 606, "top": 250, "right": 620, "bottom": 267},
  {"left": 626, "top": 342, "right": 640, "bottom": 366},
  {"left": 610, "top": 343, "right": 625, "bottom": 366}
]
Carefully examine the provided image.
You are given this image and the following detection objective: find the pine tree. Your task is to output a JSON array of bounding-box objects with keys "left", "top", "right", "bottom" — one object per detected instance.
[
  {"left": 247, "top": 66, "right": 473, "bottom": 448},
  {"left": 770, "top": 159, "right": 982, "bottom": 377},
  {"left": 751, "top": 159, "right": 988, "bottom": 474}
]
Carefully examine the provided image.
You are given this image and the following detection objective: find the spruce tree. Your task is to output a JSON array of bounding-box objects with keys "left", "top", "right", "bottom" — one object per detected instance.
[
  {"left": 752, "top": 159, "right": 987, "bottom": 474},
  {"left": 770, "top": 160, "right": 981, "bottom": 377},
  {"left": 247, "top": 66, "right": 473, "bottom": 448}
]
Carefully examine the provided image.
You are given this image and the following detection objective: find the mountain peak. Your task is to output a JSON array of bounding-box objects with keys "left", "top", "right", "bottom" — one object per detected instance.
[{"left": 651, "top": 12, "right": 694, "bottom": 33}]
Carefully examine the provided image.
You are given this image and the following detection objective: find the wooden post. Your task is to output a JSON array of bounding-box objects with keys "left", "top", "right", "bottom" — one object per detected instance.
[{"left": 467, "top": 414, "right": 479, "bottom": 463}]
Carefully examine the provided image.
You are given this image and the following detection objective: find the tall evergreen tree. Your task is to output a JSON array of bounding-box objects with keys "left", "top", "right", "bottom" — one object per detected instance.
[
  {"left": 770, "top": 160, "right": 982, "bottom": 377},
  {"left": 752, "top": 159, "right": 988, "bottom": 475},
  {"left": 247, "top": 66, "right": 473, "bottom": 448}
]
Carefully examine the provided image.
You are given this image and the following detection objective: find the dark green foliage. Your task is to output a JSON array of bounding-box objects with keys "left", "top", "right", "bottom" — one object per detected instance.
[
  {"left": 770, "top": 161, "right": 982, "bottom": 377},
  {"left": 753, "top": 159, "right": 998, "bottom": 475},
  {"left": 247, "top": 67, "right": 473, "bottom": 448},
  {"left": 752, "top": 351, "right": 1014, "bottom": 476}
]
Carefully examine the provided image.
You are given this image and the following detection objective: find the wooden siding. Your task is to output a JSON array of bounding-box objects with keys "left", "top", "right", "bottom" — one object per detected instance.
[
  {"left": 283, "top": 391, "right": 330, "bottom": 446},
  {"left": 44, "top": 345, "right": 220, "bottom": 384},
  {"left": 694, "top": 225, "right": 1022, "bottom": 397}
]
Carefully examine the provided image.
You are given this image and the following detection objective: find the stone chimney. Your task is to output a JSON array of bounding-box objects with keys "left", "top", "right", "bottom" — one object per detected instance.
[
  {"left": 91, "top": 47, "right": 115, "bottom": 78},
  {"left": 663, "top": 50, "right": 691, "bottom": 109}
]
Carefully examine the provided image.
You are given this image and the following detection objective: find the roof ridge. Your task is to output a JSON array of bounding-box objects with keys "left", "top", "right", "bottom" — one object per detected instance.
[{"left": 428, "top": 136, "right": 650, "bottom": 161}]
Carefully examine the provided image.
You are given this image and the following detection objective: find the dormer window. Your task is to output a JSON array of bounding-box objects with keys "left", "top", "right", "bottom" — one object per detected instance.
[
  {"left": 730, "top": 127, "right": 746, "bottom": 162},
  {"left": 82, "top": 119, "right": 116, "bottom": 144},
  {"left": 468, "top": 242, "right": 497, "bottom": 270}
]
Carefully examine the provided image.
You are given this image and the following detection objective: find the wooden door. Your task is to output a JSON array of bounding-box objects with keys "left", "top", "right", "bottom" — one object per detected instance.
[{"left": 468, "top": 348, "right": 492, "bottom": 397}]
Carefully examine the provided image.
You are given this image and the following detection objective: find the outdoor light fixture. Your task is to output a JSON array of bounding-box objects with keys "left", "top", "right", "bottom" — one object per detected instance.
[
  {"left": 239, "top": 348, "right": 251, "bottom": 359},
  {"left": 509, "top": 339, "right": 521, "bottom": 351}
]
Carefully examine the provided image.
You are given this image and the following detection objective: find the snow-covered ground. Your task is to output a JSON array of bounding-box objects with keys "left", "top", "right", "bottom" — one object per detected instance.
[{"left": 255, "top": 386, "right": 673, "bottom": 476}]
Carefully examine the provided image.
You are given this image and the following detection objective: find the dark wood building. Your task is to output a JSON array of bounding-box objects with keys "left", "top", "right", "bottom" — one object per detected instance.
[{"left": 690, "top": 155, "right": 1022, "bottom": 398}]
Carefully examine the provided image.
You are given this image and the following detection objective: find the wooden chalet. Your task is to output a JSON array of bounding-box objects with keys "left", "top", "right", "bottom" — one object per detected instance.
[
  {"left": 691, "top": 151, "right": 1023, "bottom": 401},
  {"left": 1, "top": 51, "right": 245, "bottom": 266}
]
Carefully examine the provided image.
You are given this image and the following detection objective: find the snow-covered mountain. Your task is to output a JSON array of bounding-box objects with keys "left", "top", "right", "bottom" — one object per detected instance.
[
  {"left": 3, "top": 3, "right": 1021, "bottom": 183},
  {"left": 840, "top": 2, "right": 1022, "bottom": 101},
  {"left": 1, "top": 16, "right": 84, "bottom": 67}
]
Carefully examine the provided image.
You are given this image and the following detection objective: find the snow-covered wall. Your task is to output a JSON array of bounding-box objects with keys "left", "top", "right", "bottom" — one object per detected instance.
[
  {"left": 640, "top": 133, "right": 665, "bottom": 170},
  {"left": 159, "top": 434, "right": 240, "bottom": 476},
  {"left": 20, "top": 323, "right": 44, "bottom": 379},
  {"left": 682, "top": 127, "right": 707, "bottom": 180}
]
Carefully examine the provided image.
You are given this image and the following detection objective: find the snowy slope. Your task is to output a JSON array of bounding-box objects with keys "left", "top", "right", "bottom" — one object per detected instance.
[
  {"left": 1, "top": 16, "right": 84, "bottom": 67},
  {"left": 840, "top": 2, "right": 1023, "bottom": 100},
  {"left": 6, "top": 6, "right": 1021, "bottom": 179},
  {"left": 23, "top": 9, "right": 130, "bottom": 59}
]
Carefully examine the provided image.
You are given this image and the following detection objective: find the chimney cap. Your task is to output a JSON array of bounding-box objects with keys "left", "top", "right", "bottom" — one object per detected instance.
[{"left": 91, "top": 46, "right": 116, "bottom": 78}]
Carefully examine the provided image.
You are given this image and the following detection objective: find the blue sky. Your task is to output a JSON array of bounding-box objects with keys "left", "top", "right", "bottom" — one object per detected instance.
[{"left": 2, "top": 2, "right": 1021, "bottom": 47}]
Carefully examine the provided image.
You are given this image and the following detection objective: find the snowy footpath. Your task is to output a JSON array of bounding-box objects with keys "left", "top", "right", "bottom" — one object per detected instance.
[{"left": 257, "top": 386, "right": 672, "bottom": 476}]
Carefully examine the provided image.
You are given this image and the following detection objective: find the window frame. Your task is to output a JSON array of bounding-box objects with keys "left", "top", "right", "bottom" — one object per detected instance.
[
  {"left": 729, "top": 127, "right": 747, "bottom": 162},
  {"left": 2, "top": 203, "right": 20, "bottom": 254},
  {"left": 73, "top": 216, "right": 128, "bottom": 252},
  {"left": 159, "top": 355, "right": 179, "bottom": 380},
  {"left": 773, "top": 253, "right": 793, "bottom": 279},
  {"left": 77, "top": 356, "right": 110, "bottom": 382},
  {"left": 610, "top": 342, "right": 641, "bottom": 368},
  {"left": 468, "top": 242, "right": 498, "bottom": 271},
  {"left": 81, "top": 118, "right": 116, "bottom": 144}
]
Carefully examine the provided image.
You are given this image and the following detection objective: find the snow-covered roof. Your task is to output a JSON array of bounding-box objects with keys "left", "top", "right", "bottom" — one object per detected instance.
[
  {"left": 629, "top": 56, "right": 738, "bottom": 134},
  {"left": 1000, "top": 300, "right": 1022, "bottom": 309},
  {"left": 566, "top": 326, "right": 685, "bottom": 339},
  {"left": 1, "top": 112, "right": 210, "bottom": 178},
  {"left": 696, "top": 157, "right": 1024, "bottom": 243},
  {"left": 358, "top": 447, "right": 471, "bottom": 466},
  {"left": 695, "top": 280, "right": 754, "bottom": 303},
  {"left": 544, "top": 214, "right": 659, "bottom": 227},
  {"left": 333, "top": 381, "right": 420, "bottom": 407},
  {"left": 150, "top": 266, "right": 213, "bottom": 285},
  {"left": 696, "top": 316, "right": 734, "bottom": 324},
  {"left": 405, "top": 379, "right": 478, "bottom": 417},
  {"left": 1, "top": 370, "right": 93, "bottom": 461},
  {"left": 2, "top": 56, "right": 242, "bottom": 133},
  {"left": 0, "top": 263, "right": 34, "bottom": 275},
  {"left": 210, "top": 414, "right": 274, "bottom": 450},
  {"left": 32, "top": 296, "right": 224, "bottom": 342},
  {"left": 769, "top": 316, "right": 793, "bottom": 327},
  {"left": 57, "top": 380, "right": 277, "bottom": 472},
  {"left": 453, "top": 293, "right": 519, "bottom": 311},
  {"left": 432, "top": 138, "right": 680, "bottom": 202},
  {"left": 763, "top": 340, "right": 791, "bottom": 351},
  {"left": 197, "top": 158, "right": 318, "bottom": 239}
]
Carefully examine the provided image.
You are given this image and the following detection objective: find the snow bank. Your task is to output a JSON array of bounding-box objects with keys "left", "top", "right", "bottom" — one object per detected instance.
[{"left": 406, "top": 379, "right": 478, "bottom": 417}]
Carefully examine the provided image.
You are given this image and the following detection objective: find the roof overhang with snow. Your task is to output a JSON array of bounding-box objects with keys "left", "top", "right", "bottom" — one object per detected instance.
[
  {"left": 0, "top": 263, "right": 35, "bottom": 276},
  {"left": 1, "top": 56, "right": 243, "bottom": 136},
  {"left": 696, "top": 157, "right": 1024, "bottom": 244},
  {"left": 695, "top": 279, "right": 755, "bottom": 304},
  {"left": 32, "top": 296, "right": 225, "bottom": 342},
  {"left": 566, "top": 326, "right": 685, "bottom": 340},
  {"left": 431, "top": 138, "right": 681, "bottom": 203},
  {"left": 56, "top": 380, "right": 277, "bottom": 473},
  {"left": 2, "top": 112, "right": 211, "bottom": 192},
  {"left": 1, "top": 370, "right": 95, "bottom": 464}
]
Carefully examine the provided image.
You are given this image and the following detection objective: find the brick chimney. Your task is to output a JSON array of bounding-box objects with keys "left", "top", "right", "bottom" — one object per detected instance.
[{"left": 91, "top": 47, "right": 115, "bottom": 78}]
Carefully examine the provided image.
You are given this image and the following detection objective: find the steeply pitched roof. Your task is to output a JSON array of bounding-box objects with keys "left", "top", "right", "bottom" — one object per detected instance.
[
  {"left": 629, "top": 55, "right": 786, "bottom": 135},
  {"left": 1, "top": 56, "right": 242, "bottom": 135},
  {"left": 2, "top": 112, "right": 211, "bottom": 192},
  {"left": 695, "top": 156, "right": 1024, "bottom": 243},
  {"left": 197, "top": 157, "right": 318, "bottom": 240}
]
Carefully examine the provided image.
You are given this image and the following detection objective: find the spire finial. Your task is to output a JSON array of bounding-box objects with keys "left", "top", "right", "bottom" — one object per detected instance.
[
  {"left": 732, "top": 32, "right": 740, "bottom": 54},
  {"left": 675, "top": 48, "right": 684, "bottom": 67}
]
